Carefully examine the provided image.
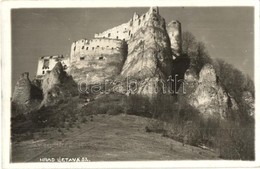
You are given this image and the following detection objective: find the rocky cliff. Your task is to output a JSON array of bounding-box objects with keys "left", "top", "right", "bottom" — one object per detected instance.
[
  {"left": 12, "top": 72, "right": 42, "bottom": 116},
  {"left": 118, "top": 8, "right": 175, "bottom": 96},
  {"left": 242, "top": 91, "right": 254, "bottom": 117},
  {"left": 41, "top": 62, "right": 78, "bottom": 107},
  {"left": 12, "top": 72, "right": 33, "bottom": 105},
  {"left": 183, "top": 64, "right": 239, "bottom": 119}
]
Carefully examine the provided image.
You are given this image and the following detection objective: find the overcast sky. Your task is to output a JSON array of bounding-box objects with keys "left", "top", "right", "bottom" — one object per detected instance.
[{"left": 12, "top": 7, "right": 254, "bottom": 89}]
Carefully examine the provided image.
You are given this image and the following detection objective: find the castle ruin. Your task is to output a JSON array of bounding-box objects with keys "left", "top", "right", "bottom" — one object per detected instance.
[
  {"left": 36, "top": 7, "right": 182, "bottom": 85},
  {"left": 36, "top": 55, "right": 69, "bottom": 79}
]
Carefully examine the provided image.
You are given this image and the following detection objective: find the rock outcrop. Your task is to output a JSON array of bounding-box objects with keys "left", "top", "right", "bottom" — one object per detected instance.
[
  {"left": 12, "top": 72, "right": 32, "bottom": 105},
  {"left": 12, "top": 72, "right": 42, "bottom": 116},
  {"left": 119, "top": 7, "right": 174, "bottom": 97},
  {"left": 187, "top": 64, "right": 237, "bottom": 119},
  {"left": 242, "top": 91, "right": 254, "bottom": 117},
  {"left": 41, "top": 62, "right": 78, "bottom": 107}
]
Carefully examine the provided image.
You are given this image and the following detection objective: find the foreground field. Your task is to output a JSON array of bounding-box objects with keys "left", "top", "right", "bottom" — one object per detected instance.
[{"left": 12, "top": 114, "right": 219, "bottom": 162}]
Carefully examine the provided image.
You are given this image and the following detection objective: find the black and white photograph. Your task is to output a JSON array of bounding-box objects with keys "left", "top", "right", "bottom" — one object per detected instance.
[{"left": 1, "top": 0, "right": 260, "bottom": 168}]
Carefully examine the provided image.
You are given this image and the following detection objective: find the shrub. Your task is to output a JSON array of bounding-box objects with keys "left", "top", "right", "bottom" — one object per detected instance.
[
  {"left": 126, "top": 94, "right": 151, "bottom": 117},
  {"left": 213, "top": 58, "right": 254, "bottom": 120},
  {"left": 216, "top": 121, "right": 254, "bottom": 160}
]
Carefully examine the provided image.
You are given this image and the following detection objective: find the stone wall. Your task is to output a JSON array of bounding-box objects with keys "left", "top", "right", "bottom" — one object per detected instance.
[
  {"left": 94, "top": 7, "right": 160, "bottom": 41},
  {"left": 69, "top": 38, "right": 127, "bottom": 85},
  {"left": 70, "top": 38, "right": 124, "bottom": 63}
]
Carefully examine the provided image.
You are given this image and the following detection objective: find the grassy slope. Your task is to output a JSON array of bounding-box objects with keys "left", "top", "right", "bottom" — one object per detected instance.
[{"left": 12, "top": 114, "right": 219, "bottom": 162}]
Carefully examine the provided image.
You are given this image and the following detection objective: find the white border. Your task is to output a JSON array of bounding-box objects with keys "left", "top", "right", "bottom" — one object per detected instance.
[{"left": 1, "top": 0, "right": 260, "bottom": 168}]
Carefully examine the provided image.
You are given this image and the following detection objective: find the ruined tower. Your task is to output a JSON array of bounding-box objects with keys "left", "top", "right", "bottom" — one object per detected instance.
[
  {"left": 36, "top": 55, "right": 69, "bottom": 79},
  {"left": 167, "top": 20, "right": 182, "bottom": 58}
]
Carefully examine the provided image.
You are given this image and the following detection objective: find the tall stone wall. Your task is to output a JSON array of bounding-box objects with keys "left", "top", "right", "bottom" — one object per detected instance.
[
  {"left": 69, "top": 38, "right": 127, "bottom": 85},
  {"left": 70, "top": 38, "right": 123, "bottom": 63}
]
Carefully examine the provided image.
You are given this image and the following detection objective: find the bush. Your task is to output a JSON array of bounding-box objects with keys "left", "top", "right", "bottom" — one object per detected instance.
[
  {"left": 213, "top": 59, "right": 254, "bottom": 120},
  {"left": 126, "top": 94, "right": 151, "bottom": 117},
  {"left": 216, "top": 121, "right": 254, "bottom": 160}
]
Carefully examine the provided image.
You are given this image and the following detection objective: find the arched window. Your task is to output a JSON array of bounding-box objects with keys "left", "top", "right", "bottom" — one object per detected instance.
[
  {"left": 138, "top": 19, "right": 141, "bottom": 25},
  {"left": 108, "top": 33, "right": 111, "bottom": 37},
  {"left": 73, "top": 46, "right": 76, "bottom": 51},
  {"left": 86, "top": 47, "right": 88, "bottom": 50},
  {"left": 116, "top": 36, "right": 118, "bottom": 39},
  {"left": 82, "top": 46, "right": 84, "bottom": 49},
  {"left": 42, "top": 71, "right": 45, "bottom": 74},
  {"left": 92, "top": 47, "right": 94, "bottom": 50}
]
